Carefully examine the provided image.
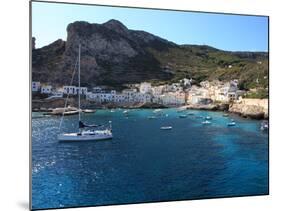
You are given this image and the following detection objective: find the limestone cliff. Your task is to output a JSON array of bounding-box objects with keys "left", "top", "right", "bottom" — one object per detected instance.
[{"left": 229, "top": 99, "right": 268, "bottom": 119}]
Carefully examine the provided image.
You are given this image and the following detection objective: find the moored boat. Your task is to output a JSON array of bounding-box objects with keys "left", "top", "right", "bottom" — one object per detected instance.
[
  {"left": 58, "top": 44, "right": 113, "bottom": 142},
  {"left": 83, "top": 109, "right": 96, "bottom": 113},
  {"left": 260, "top": 121, "right": 269, "bottom": 131},
  {"left": 202, "top": 120, "right": 211, "bottom": 125},
  {"left": 179, "top": 114, "right": 187, "bottom": 118},
  {"left": 153, "top": 109, "right": 162, "bottom": 113},
  {"left": 58, "top": 122, "right": 113, "bottom": 141},
  {"left": 227, "top": 120, "right": 236, "bottom": 127},
  {"left": 160, "top": 126, "right": 172, "bottom": 130},
  {"left": 48, "top": 107, "right": 79, "bottom": 116}
]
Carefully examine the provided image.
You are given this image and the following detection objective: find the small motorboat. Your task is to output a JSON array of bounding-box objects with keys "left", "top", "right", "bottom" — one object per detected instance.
[
  {"left": 223, "top": 113, "right": 229, "bottom": 117},
  {"left": 205, "top": 116, "right": 212, "bottom": 120},
  {"left": 202, "top": 120, "right": 211, "bottom": 125},
  {"left": 179, "top": 114, "right": 187, "bottom": 118},
  {"left": 188, "top": 113, "right": 195, "bottom": 115},
  {"left": 260, "top": 121, "right": 269, "bottom": 131},
  {"left": 153, "top": 109, "right": 162, "bottom": 113},
  {"left": 123, "top": 110, "right": 129, "bottom": 114},
  {"left": 160, "top": 126, "right": 172, "bottom": 130},
  {"left": 148, "top": 116, "right": 156, "bottom": 119},
  {"left": 227, "top": 120, "right": 236, "bottom": 127},
  {"left": 83, "top": 109, "right": 96, "bottom": 113}
]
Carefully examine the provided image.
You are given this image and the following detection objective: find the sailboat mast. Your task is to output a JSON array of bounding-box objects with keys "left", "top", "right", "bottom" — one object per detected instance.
[{"left": 78, "top": 44, "right": 81, "bottom": 122}]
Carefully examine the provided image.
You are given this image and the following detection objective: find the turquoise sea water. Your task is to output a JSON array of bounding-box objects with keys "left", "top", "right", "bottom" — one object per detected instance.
[{"left": 31, "top": 109, "right": 268, "bottom": 210}]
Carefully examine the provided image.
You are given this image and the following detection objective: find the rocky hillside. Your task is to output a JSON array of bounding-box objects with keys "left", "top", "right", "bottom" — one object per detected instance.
[{"left": 32, "top": 19, "right": 268, "bottom": 90}]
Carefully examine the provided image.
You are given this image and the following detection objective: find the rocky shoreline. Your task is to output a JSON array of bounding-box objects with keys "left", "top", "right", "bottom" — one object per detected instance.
[
  {"left": 183, "top": 99, "right": 268, "bottom": 120},
  {"left": 32, "top": 98, "right": 268, "bottom": 120}
]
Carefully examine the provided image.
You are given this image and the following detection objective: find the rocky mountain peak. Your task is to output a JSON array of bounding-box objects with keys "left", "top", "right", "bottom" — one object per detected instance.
[
  {"left": 103, "top": 19, "right": 128, "bottom": 34},
  {"left": 32, "top": 19, "right": 268, "bottom": 89}
]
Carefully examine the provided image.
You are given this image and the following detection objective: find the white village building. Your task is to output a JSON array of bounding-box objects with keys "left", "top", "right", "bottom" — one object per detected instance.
[
  {"left": 41, "top": 85, "right": 52, "bottom": 94},
  {"left": 32, "top": 81, "right": 41, "bottom": 92},
  {"left": 160, "top": 92, "right": 185, "bottom": 106},
  {"left": 87, "top": 90, "right": 117, "bottom": 103},
  {"left": 63, "top": 86, "right": 88, "bottom": 95},
  {"left": 140, "top": 82, "right": 152, "bottom": 94}
]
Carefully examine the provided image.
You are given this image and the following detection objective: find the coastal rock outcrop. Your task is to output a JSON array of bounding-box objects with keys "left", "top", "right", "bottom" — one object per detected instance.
[{"left": 229, "top": 99, "right": 268, "bottom": 119}]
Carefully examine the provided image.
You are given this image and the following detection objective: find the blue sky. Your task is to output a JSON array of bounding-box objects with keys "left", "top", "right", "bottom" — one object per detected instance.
[{"left": 32, "top": 1, "right": 268, "bottom": 52}]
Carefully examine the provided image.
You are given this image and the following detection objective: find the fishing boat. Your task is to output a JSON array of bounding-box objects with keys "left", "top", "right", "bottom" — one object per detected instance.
[
  {"left": 160, "top": 126, "right": 172, "bottom": 130},
  {"left": 179, "top": 114, "right": 187, "bottom": 118},
  {"left": 58, "top": 44, "right": 113, "bottom": 142},
  {"left": 260, "top": 121, "right": 269, "bottom": 131},
  {"left": 202, "top": 120, "right": 211, "bottom": 125}
]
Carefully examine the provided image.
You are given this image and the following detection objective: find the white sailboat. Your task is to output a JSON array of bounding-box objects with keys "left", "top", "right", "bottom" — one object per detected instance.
[{"left": 58, "top": 44, "right": 113, "bottom": 142}]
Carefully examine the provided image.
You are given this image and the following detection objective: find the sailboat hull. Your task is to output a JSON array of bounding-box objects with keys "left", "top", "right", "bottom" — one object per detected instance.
[{"left": 58, "top": 131, "right": 113, "bottom": 142}]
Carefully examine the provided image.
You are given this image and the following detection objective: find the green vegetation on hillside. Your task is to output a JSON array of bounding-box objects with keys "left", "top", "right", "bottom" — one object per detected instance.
[
  {"left": 147, "top": 45, "right": 268, "bottom": 90},
  {"left": 244, "top": 88, "right": 269, "bottom": 99}
]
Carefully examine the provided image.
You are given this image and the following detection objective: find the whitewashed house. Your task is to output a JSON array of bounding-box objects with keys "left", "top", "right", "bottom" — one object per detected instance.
[
  {"left": 92, "top": 87, "right": 102, "bottom": 93},
  {"left": 151, "top": 86, "right": 164, "bottom": 96},
  {"left": 114, "top": 93, "right": 126, "bottom": 103},
  {"left": 86, "top": 92, "right": 100, "bottom": 102},
  {"left": 140, "top": 82, "right": 152, "bottom": 94},
  {"left": 122, "top": 89, "right": 138, "bottom": 102},
  {"left": 63, "top": 86, "right": 87, "bottom": 95},
  {"left": 135, "top": 93, "right": 151, "bottom": 103},
  {"left": 87, "top": 90, "right": 117, "bottom": 103},
  {"left": 214, "top": 82, "right": 238, "bottom": 102},
  {"left": 164, "top": 83, "right": 183, "bottom": 92},
  {"left": 75, "top": 87, "right": 88, "bottom": 95},
  {"left": 180, "top": 78, "right": 192, "bottom": 87},
  {"left": 200, "top": 81, "right": 210, "bottom": 89},
  {"left": 160, "top": 92, "right": 185, "bottom": 106},
  {"left": 187, "top": 86, "right": 211, "bottom": 104},
  {"left": 41, "top": 85, "right": 52, "bottom": 94},
  {"left": 63, "top": 86, "right": 76, "bottom": 95},
  {"left": 32, "top": 81, "right": 41, "bottom": 92}
]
